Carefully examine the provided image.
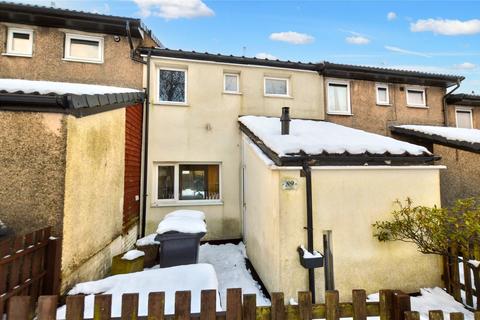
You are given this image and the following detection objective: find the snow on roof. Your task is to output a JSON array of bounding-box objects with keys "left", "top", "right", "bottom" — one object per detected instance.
[
  {"left": 239, "top": 116, "right": 431, "bottom": 157},
  {"left": 395, "top": 125, "right": 480, "bottom": 145},
  {"left": 0, "top": 79, "right": 140, "bottom": 96}
]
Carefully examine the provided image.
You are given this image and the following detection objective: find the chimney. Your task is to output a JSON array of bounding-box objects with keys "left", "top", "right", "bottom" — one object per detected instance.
[{"left": 280, "top": 107, "right": 291, "bottom": 135}]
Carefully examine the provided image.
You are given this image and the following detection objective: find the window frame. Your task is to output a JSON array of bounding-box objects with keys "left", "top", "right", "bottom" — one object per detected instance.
[
  {"left": 375, "top": 83, "right": 390, "bottom": 106},
  {"left": 64, "top": 33, "right": 104, "bottom": 64},
  {"left": 156, "top": 67, "right": 188, "bottom": 105},
  {"left": 326, "top": 79, "right": 352, "bottom": 115},
  {"left": 264, "top": 76, "right": 290, "bottom": 97},
  {"left": 5, "top": 27, "right": 33, "bottom": 57},
  {"left": 455, "top": 107, "right": 473, "bottom": 129},
  {"left": 152, "top": 162, "right": 222, "bottom": 206},
  {"left": 223, "top": 73, "right": 240, "bottom": 94},
  {"left": 406, "top": 87, "right": 427, "bottom": 108}
]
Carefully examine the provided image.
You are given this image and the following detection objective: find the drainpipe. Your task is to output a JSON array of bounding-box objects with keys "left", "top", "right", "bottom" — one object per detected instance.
[
  {"left": 443, "top": 80, "right": 461, "bottom": 127},
  {"left": 140, "top": 50, "right": 152, "bottom": 237},
  {"left": 126, "top": 21, "right": 147, "bottom": 65},
  {"left": 302, "top": 161, "right": 316, "bottom": 303}
]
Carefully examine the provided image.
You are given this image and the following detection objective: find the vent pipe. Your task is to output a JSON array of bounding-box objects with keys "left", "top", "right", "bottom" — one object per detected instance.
[{"left": 280, "top": 107, "right": 291, "bottom": 135}]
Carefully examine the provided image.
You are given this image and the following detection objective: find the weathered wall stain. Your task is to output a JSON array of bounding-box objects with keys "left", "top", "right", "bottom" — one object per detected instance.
[{"left": 0, "top": 111, "right": 67, "bottom": 236}]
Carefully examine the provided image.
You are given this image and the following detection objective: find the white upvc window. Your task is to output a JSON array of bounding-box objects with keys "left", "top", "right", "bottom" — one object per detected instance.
[
  {"left": 153, "top": 163, "right": 222, "bottom": 206},
  {"left": 376, "top": 83, "right": 390, "bottom": 105},
  {"left": 327, "top": 80, "right": 351, "bottom": 115},
  {"left": 406, "top": 87, "right": 427, "bottom": 108},
  {"left": 64, "top": 33, "right": 104, "bottom": 63},
  {"left": 455, "top": 107, "right": 473, "bottom": 129},
  {"left": 224, "top": 73, "right": 240, "bottom": 93},
  {"left": 264, "top": 77, "right": 289, "bottom": 97},
  {"left": 157, "top": 67, "right": 188, "bottom": 105},
  {"left": 5, "top": 27, "right": 33, "bottom": 57}
]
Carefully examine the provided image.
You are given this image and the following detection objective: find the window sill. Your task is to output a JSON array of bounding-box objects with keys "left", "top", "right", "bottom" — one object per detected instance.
[
  {"left": 151, "top": 200, "right": 224, "bottom": 207},
  {"left": 153, "top": 102, "right": 189, "bottom": 107},
  {"left": 327, "top": 112, "right": 353, "bottom": 116},
  {"left": 62, "top": 57, "right": 103, "bottom": 64},
  {"left": 376, "top": 103, "right": 392, "bottom": 107},
  {"left": 264, "top": 94, "right": 293, "bottom": 99},
  {"left": 223, "top": 91, "right": 242, "bottom": 95},
  {"left": 407, "top": 105, "right": 429, "bottom": 109},
  {"left": 2, "top": 52, "right": 32, "bottom": 58}
]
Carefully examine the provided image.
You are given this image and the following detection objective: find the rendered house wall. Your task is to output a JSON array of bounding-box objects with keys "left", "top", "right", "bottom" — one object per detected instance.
[
  {"left": 0, "top": 23, "right": 146, "bottom": 89},
  {"left": 61, "top": 108, "right": 128, "bottom": 292},
  {"left": 145, "top": 57, "right": 324, "bottom": 240},
  {"left": 243, "top": 139, "right": 443, "bottom": 302},
  {"left": 325, "top": 79, "right": 446, "bottom": 136},
  {"left": 0, "top": 111, "right": 67, "bottom": 236}
]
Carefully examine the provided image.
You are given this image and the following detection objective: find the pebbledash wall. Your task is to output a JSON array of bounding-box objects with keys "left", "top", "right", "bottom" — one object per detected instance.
[
  {"left": 242, "top": 137, "right": 443, "bottom": 303},
  {"left": 143, "top": 55, "right": 324, "bottom": 240},
  {"left": 0, "top": 105, "right": 140, "bottom": 293}
]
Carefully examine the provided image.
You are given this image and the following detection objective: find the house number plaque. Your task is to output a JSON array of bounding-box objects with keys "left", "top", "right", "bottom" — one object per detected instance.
[{"left": 281, "top": 178, "right": 298, "bottom": 190}]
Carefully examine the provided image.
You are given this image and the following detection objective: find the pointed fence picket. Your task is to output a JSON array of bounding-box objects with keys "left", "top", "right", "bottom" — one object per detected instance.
[{"left": 6, "top": 288, "right": 478, "bottom": 320}]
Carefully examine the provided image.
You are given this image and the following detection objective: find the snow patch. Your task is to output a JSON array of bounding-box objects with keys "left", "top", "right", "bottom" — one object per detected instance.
[
  {"left": 468, "top": 259, "right": 480, "bottom": 268},
  {"left": 136, "top": 234, "right": 160, "bottom": 247},
  {"left": 239, "top": 116, "right": 430, "bottom": 157},
  {"left": 299, "top": 245, "right": 322, "bottom": 259},
  {"left": 56, "top": 264, "right": 220, "bottom": 318},
  {"left": 0, "top": 79, "right": 140, "bottom": 95},
  {"left": 165, "top": 210, "right": 205, "bottom": 221},
  {"left": 156, "top": 216, "right": 207, "bottom": 234},
  {"left": 121, "top": 250, "right": 145, "bottom": 261},
  {"left": 396, "top": 125, "right": 480, "bottom": 145}
]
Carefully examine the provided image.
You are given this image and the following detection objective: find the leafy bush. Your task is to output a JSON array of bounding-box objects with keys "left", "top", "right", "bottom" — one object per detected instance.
[{"left": 373, "top": 197, "right": 480, "bottom": 256}]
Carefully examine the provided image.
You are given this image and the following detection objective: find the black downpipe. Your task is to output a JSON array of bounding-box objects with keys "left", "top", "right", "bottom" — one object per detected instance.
[
  {"left": 302, "top": 161, "right": 315, "bottom": 303},
  {"left": 140, "top": 50, "right": 152, "bottom": 237}
]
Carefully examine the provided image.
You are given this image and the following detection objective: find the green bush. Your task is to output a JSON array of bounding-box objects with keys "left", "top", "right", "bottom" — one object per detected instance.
[{"left": 373, "top": 197, "right": 480, "bottom": 256}]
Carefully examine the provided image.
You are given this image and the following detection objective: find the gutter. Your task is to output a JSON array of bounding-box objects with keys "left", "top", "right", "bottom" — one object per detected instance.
[
  {"left": 443, "top": 80, "right": 462, "bottom": 127},
  {"left": 140, "top": 49, "right": 152, "bottom": 237},
  {"left": 126, "top": 21, "right": 147, "bottom": 65}
]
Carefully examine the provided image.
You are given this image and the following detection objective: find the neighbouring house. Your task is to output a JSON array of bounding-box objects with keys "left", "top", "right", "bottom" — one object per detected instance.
[
  {"left": 320, "top": 62, "right": 464, "bottom": 136},
  {"left": 0, "top": 2, "right": 160, "bottom": 293},
  {"left": 140, "top": 48, "right": 445, "bottom": 302},
  {"left": 0, "top": 79, "right": 144, "bottom": 293}
]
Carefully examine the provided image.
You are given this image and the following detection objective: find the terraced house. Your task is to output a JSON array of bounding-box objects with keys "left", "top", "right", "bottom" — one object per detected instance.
[{"left": 0, "top": 2, "right": 160, "bottom": 292}]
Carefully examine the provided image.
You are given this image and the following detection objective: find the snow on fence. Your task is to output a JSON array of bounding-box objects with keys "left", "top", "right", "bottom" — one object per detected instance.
[
  {"left": 5, "top": 289, "right": 480, "bottom": 320},
  {"left": 0, "top": 227, "right": 61, "bottom": 316},
  {"left": 444, "top": 243, "right": 480, "bottom": 309}
]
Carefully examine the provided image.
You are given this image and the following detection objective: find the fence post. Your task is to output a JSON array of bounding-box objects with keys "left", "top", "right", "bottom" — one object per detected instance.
[
  {"left": 37, "top": 295, "right": 58, "bottom": 320},
  {"left": 392, "top": 292, "right": 411, "bottom": 320},
  {"left": 325, "top": 290, "right": 340, "bottom": 320},
  {"left": 7, "top": 296, "right": 31, "bottom": 320},
  {"left": 226, "top": 289, "right": 242, "bottom": 320},
  {"left": 147, "top": 292, "right": 165, "bottom": 320},
  {"left": 379, "top": 290, "right": 394, "bottom": 320},
  {"left": 271, "top": 292, "right": 285, "bottom": 320},
  {"left": 42, "top": 237, "right": 62, "bottom": 296},
  {"left": 175, "top": 291, "right": 191, "bottom": 320},
  {"left": 200, "top": 290, "right": 217, "bottom": 320},
  {"left": 352, "top": 289, "right": 367, "bottom": 320}
]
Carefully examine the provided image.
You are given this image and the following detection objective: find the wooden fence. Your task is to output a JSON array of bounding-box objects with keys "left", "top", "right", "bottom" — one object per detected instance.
[
  {"left": 5, "top": 289, "right": 480, "bottom": 320},
  {"left": 0, "top": 227, "right": 62, "bottom": 316},
  {"left": 444, "top": 243, "right": 480, "bottom": 310}
]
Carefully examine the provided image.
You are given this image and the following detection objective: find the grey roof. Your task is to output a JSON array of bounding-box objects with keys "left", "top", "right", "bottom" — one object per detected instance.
[{"left": 446, "top": 93, "right": 480, "bottom": 106}]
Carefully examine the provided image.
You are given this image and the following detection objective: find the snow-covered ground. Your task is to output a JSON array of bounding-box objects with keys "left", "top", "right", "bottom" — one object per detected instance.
[{"left": 199, "top": 242, "right": 270, "bottom": 306}]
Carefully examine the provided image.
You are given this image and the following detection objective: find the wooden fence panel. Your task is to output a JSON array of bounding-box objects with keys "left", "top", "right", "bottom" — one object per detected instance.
[{"left": 148, "top": 292, "right": 165, "bottom": 320}]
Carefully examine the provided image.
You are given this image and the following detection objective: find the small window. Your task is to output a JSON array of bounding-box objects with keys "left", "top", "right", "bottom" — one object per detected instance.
[
  {"left": 456, "top": 108, "right": 473, "bottom": 129},
  {"left": 327, "top": 81, "right": 351, "bottom": 114},
  {"left": 154, "top": 163, "right": 221, "bottom": 204},
  {"left": 376, "top": 84, "right": 389, "bottom": 105},
  {"left": 264, "top": 77, "right": 289, "bottom": 96},
  {"left": 224, "top": 74, "right": 239, "bottom": 93},
  {"left": 406, "top": 88, "right": 426, "bottom": 107},
  {"left": 64, "top": 33, "right": 103, "bottom": 63},
  {"left": 158, "top": 68, "right": 187, "bottom": 104},
  {"left": 5, "top": 28, "right": 33, "bottom": 56}
]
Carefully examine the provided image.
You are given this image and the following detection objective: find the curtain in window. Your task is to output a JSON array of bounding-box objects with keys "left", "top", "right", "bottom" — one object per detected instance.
[
  {"left": 179, "top": 165, "right": 219, "bottom": 200},
  {"left": 265, "top": 79, "right": 287, "bottom": 95},
  {"left": 328, "top": 84, "right": 348, "bottom": 112},
  {"left": 157, "top": 166, "right": 174, "bottom": 200},
  {"left": 159, "top": 70, "right": 186, "bottom": 102},
  {"left": 377, "top": 88, "right": 388, "bottom": 103},
  {"left": 456, "top": 111, "right": 472, "bottom": 129},
  {"left": 225, "top": 75, "right": 238, "bottom": 92},
  {"left": 408, "top": 90, "right": 425, "bottom": 105}
]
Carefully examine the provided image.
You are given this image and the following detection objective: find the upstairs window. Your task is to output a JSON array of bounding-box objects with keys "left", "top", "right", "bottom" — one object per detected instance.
[
  {"left": 327, "top": 80, "right": 351, "bottom": 114},
  {"left": 456, "top": 108, "right": 473, "bottom": 129},
  {"left": 264, "top": 77, "right": 289, "bottom": 96},
  {"left": 406, "top": 88, "right": 426, "bottom": 108},
  {"left": 224, "top": 73, "right": 240, "bottom": 93},
  {"left": 5, "top": 28, "right": 33, "bottom": 57},
  {"left": 376, "top": 84, "right": 390, "bottom": 105},
  {"left": 154, "top": 163, "right": 221, "bottom": 204},
  {"left": 158, "top": 68, "right": 187, "bottom": 104},
  {"left": 64, "top": 33, "right": 104, "bottom": 63}
]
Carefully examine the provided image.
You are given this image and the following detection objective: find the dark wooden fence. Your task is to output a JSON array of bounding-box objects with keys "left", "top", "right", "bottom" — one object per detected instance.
[
  {"left": 0, "top": 227, "right": 61, "bottom": 316},
  {"left": 444, "top": 243, "right": 480, "bottom": 310},
  {"left": 5, "top": 289, "right": 479, "bottom": 320}
]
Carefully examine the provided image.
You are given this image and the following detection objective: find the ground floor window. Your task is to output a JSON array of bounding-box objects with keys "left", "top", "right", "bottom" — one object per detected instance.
[{"left": 154, "top": 163, "right": 221, "bottom": 204}]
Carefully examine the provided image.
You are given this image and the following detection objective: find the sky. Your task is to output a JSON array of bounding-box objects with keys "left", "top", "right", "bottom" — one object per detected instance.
[{"left": 10, "top": 0, "right": 480, "bottom": 93}]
